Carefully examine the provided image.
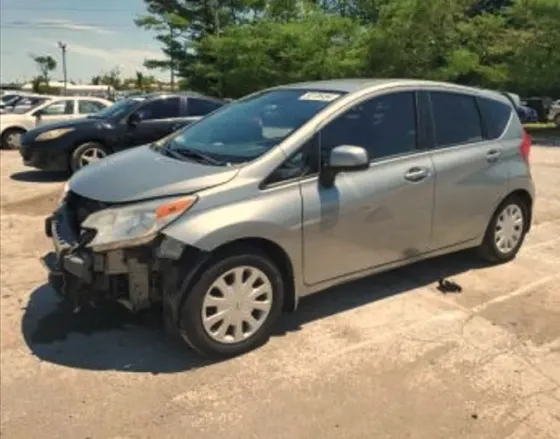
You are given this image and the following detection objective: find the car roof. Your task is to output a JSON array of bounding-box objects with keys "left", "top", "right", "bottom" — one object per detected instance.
[
  {"left": 276, "top": 78, "right": 512, "bottom": 105},
  {"left": 140, "top": 91, "right": 225, "bottom": 103}
]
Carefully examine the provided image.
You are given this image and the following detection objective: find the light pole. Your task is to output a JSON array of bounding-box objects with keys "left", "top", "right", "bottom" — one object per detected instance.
[{"left": 58, "top": 41, "right": 68, "bottom": 95}]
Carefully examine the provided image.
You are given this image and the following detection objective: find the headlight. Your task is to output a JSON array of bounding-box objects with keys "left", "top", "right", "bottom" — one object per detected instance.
[
  {"left": 81, "top": 196, "right": 197, "bottom": 251},
  {"left": 36, "top": 128, "right": 74, "bottom": 141}
]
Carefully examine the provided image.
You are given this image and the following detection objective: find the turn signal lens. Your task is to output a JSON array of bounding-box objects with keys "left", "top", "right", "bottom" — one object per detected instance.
[{"left": 155, "top": 197, "right": 197, "bottom": 220}]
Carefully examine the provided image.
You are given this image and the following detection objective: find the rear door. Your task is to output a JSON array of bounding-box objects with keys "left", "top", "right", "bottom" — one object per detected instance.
[
  {"left": 35, "top": 99, "right": 76, "bottom": 127},
  {"left": 428, "top": 90, "right": 510, "bottom": 250}
]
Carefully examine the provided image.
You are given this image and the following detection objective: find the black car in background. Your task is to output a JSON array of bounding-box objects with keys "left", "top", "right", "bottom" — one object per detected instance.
[{"left": 19, "top": 92, "right": 226, "bottom": 173}]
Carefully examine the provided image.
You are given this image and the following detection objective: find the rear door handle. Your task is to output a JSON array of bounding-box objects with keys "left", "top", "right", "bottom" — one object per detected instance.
[
  {"left": 486, "top": 149, "right": 502, "bottom": 162},
  {"left": 404, "top": 167, "right": 430, "bottom": 182}
]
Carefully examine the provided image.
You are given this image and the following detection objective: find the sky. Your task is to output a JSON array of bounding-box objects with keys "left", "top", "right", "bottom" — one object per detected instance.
[{"left": 0, "top": 0, "right": 168, "bottom": 84}]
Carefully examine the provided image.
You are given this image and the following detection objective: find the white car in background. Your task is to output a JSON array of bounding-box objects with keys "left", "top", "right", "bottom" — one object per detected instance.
[
  {"left": 0, "top": 96, "right": 113, "bottom": 149},
  {"left": 548, "top": 99, "right": 560, "bottom": 127}
]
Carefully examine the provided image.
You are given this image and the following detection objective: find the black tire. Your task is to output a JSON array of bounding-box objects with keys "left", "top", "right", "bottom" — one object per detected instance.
[
  {"left": 70, "top": 142, "right": 110, "bottom": 173},
  {"left": 476, "top": 195, "right": 529, "bottom": 264},
  {"left": 554, "top": 114, "right": 560, "bottom": 128},
  {"left": 1, "top": 127, "right": 26, "bottom": 150},
  {"left": 176, "top": 246, "right": 285, "bottom": 358}
]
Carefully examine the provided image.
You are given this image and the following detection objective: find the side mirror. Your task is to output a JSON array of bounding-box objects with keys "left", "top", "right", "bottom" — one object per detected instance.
[
  {"left": 328, "top": 145, "right": 369, "bottom": 171},
  {"left": 127, "top": 112, "right": 141, "bottom": 127},
  {"left": 320, "top": 145, "right": 369, "bottom": 187},
  {"left": 33, "top": 109, "right": 44, "bottom": 118}
]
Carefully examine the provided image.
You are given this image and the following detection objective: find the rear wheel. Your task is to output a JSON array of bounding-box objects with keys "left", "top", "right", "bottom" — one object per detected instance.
[
  {"left": 477, "top": 195, "right": 529, "bottom": 263},
  {"left": 70, "top": 142, "right": 110, "bottom": 173},
  {"left": 1, "top": 128, "right": 25, "bottom": 149},
  {"left": 554, "top": 114, "right": 560, "bottom": 128},
  {"left": 176, "top": 247, "right": 285, "bottom": 358}
]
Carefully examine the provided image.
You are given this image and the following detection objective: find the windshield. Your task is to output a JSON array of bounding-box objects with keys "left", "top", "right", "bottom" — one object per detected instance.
[
  {"left": 165, "top": 89, "right": 345, "bottom": 164},
  {"left": 89, "top": 97, "right": 143, "bottom": 119},
  {"left": 10, "top": 97, "right": 49, "bottom": 114},
  {"left": 1, "top": 94, "right": 20, "bottom": 104}
]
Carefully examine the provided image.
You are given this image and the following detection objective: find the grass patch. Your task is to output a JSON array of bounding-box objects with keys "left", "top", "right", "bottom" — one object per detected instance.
[{"left": 524, "top": 123, "right": 559, "bottom": 137}]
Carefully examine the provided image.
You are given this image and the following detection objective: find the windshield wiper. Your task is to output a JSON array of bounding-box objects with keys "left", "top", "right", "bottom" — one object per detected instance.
[{"left": 164, "top": 147, "right": 225, "bottom": 166}]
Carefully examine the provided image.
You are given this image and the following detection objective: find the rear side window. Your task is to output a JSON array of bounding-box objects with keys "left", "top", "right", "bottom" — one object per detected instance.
[
  {"left": 187, "top": 98, "right": 223, "bottom": 117},
  {"left": 430, "top": 92, "right": 483, "bottom": 147},
  {"left": 477, "top": 97, "right": 513, "bottom": 140}
]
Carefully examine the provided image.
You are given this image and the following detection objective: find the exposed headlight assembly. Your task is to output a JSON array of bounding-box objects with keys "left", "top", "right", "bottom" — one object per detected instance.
[
  {"left": 81, "top": 196, "right": 197, "bottom": 251},
  {"left": 35, "top": 127, "right": 74, "bottom": 141}
]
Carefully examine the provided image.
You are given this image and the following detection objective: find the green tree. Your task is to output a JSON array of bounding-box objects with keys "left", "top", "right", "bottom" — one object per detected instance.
[
  {"left": 31, "top": 55, "right": 57, "bottom": 86},
  {"left": 91, "top": 67, "right": 122, "bottom": 89}
]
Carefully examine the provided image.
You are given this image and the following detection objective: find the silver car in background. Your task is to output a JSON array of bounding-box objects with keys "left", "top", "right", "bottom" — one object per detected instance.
[{"left": 43, "top": 79, "right": 535, "bottom": 358}]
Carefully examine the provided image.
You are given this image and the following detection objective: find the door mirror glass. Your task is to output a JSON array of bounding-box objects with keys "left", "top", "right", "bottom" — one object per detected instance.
[
  {"left": 127, "top": 112, "right": 141, "bottom": 126},
  {"left": 328, "top": 145, "right": 369, "bottom": 171},
  {"left": 33, "top": 109, "right": 44, "bottom": 118}
]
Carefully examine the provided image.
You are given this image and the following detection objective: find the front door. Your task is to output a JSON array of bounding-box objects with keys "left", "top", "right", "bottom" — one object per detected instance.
[
  {"left": 301, "top": 91, "right": 435, "bottom": 285},
  {"left": 35, "top": 99, "right": 76, "bottom": 127},
  {"left": 122, "top": 96, "right": 184, "bottom": 149}
]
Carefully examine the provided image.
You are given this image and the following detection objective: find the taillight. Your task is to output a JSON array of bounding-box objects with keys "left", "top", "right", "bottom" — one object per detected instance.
[{"left": 521, "top": 129, "right": 531, "bottom": 162}]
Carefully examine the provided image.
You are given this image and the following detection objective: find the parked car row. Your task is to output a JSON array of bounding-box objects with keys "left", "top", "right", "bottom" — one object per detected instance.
[
  {"left": 0, "top": 96, "right": 112, "bottom": 149},
  {"left": 17, "top": 92, "right": 226, "bottom": 173},
  {"left": 39, "top": 79, "right": 535, "bottom": 358}
]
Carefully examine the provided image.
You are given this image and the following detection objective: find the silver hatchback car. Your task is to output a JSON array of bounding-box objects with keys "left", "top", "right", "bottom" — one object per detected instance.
[{"left": 43, "top": 79, "right": 535, "bottom": 358}]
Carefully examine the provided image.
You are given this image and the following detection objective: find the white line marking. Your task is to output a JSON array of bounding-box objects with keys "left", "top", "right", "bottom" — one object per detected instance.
[{"left": 471, "top": 274, "right": 560, "bottom": 313}]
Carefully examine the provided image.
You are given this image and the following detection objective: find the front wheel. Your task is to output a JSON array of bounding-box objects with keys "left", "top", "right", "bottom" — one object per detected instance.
[
  {"left": 177, "top": 247, "right": 285, "bottom": 358},
  {"left": 477, "top": 195, "right": 529, "bottom": 263},
  {"left": 70, "top": 142, "right": 110, "bottom": 173}
]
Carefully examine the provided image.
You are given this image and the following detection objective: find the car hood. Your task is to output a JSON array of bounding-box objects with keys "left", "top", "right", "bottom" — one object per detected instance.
[{"left": 69, "top": 145, "right": 240, "bottom": 203}]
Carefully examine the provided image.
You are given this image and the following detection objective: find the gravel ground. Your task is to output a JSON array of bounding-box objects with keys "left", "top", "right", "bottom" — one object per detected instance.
[{"left": 1, "top": 147, "right": 559, "bottom": 439}]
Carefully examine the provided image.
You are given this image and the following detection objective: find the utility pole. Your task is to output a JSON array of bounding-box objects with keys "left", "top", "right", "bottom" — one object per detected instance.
[{"left": 58, "top": 41, "right": 68, "bottom": 95}]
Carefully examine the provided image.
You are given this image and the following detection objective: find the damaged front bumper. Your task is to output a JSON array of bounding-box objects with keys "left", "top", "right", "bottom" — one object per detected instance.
[{"left": 41, "top": 206, "right": 200, "bottom": 315}]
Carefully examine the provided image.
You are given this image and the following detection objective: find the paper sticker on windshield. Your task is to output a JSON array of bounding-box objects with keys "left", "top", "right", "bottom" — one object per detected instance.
[{"left": 299, "top": 92, "right": 341, "bottom": 102}]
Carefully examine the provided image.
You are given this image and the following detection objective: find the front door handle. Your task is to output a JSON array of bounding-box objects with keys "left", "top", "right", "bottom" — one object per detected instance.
[
  {"left": 486, "top": 149, "right": 502, "bottom": 162},
  {"left": 404, "top": 167, "right": 430, "bottom": 182}
]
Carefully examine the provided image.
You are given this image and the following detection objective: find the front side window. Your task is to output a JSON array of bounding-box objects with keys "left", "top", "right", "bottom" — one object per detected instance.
[
  {"left": 164, "top": 89, "right": 345, "bottom": 164},
  {"left": 136, "top": 97, "right": 181, "bottom": 120},
  {"left": 430, "top": 91, "right": 483, "bottom": 147},
  {"left": 41, "top": 99, "right": 74, "bottom": 116},
  {"left": 90, "top": 97, "right": 145, "bottom": 119},
  {"left": 320, "top": 91, "right": 418, "bottom": 161}
]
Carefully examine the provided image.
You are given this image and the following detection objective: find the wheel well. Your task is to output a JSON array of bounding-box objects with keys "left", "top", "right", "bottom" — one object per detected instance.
[
  {"left": 2, "top": 126, "right": 27, "bottom": 136},
  {"left": 507, "top": 189, "right": 533, "bottom": 232},
  {"left": 212, "top": 238, "right": 297, "bottom": 312}
]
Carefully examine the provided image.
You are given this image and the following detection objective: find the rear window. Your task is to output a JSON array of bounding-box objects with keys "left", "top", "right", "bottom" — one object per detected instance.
[
  {"left": 477, "top": 97, "right": 513, "bottom": 140},
  {"left": 430, "top": 91, "right": 483, "bottom": 147}
]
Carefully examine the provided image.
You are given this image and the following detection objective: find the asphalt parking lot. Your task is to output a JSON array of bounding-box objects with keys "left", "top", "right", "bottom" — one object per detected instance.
[{"left": 1, "top": 146, "right": 559, "bottom": 439}]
